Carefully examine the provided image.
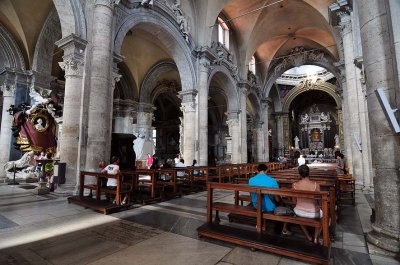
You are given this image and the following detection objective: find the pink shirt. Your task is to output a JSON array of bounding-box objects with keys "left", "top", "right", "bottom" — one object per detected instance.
[
  {"left": 293, "top": 179, "right": 320, "bottom": 213},
  {"left": 146, "top": 156, "right": 153, "bottom": 166}
]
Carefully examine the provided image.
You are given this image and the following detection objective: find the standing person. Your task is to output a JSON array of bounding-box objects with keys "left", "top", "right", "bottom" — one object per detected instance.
[
  {"left": 249, "top": 164, "right": 291, "bottom": 235},
  {"left": 101, "top": 156, "right": 128, "bottom": 205},
  {"left": 293, "top": 165, "right": 322, "bottom": 244},
  {"left": 336, "top": 153, "right": 345, "bottom": 174},
  {"left": 146, "top": 153, "right": 153, "bottom": 169}
]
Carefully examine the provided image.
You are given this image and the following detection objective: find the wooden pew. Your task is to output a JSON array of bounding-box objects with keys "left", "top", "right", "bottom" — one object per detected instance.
[{"left": 197, "top": 182, "right": 331, "bottom": 265}]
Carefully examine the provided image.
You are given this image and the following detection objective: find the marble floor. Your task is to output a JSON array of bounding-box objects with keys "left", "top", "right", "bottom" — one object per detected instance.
[{"left": 0, "top": 184, "right": 399, "bottom": 265}]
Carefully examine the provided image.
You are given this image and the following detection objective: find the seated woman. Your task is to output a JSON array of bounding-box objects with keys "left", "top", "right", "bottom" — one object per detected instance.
[
  {"left": 101, "top": 156, "right": 129, "bottom": 205},
  {"left": 293, "top": 164, "right": 322, "bottom": 244}
]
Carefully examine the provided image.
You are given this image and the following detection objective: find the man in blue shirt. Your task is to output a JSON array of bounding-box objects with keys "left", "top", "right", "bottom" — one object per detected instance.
[{"left": 249, "top": 163, "right": 279, "bottom": 212}]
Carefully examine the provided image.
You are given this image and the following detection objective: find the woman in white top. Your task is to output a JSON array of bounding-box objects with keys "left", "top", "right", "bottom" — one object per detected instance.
[{"left": 101, "top": 156, "right": 128, "bottom": 205}]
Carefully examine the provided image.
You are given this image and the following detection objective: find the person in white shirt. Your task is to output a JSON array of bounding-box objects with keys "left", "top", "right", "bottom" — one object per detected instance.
[
  {"left": 101, "top": 156, "right": 128, "bottom": 205},
  {"left": 298, "top": 155, "right": 306, "bottom": 166},
  {"left": 174, "top": 154, "right": 180, "bottom": 165},
  {"left": 175, "top": 158, "right": 186, "bottom": 177}
]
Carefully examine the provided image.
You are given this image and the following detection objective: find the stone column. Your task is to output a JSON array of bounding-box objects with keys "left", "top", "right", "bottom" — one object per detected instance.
[
  {"left": 239, "top": 86, "right": 248, "bottom": 163},
  {"left": 275, "top": 114, "right": 283, "bottom": 156},
  {"left": 198, "top": 58, "right": 209, "bottom": 165},
  {"left": 85, "top": 0, "right": 118, "bottom": 171},
  {"left": 113, "top": 100, "right": 136, "bottom": 134},
  {"left": 0, "top": 83, "right": 16, "bottom": 178},
  {"left": 55, "top": 34, "right": 87, "bottom": 187},
  {"left": 359, "top": 0, "right": 400, "bottom": 254},
  {"left": 255, "top": 122, "right": 264, "bottom": 162},
  {"left": 338, "top": 12, "right": 364, "bottom": 184},
  {"left": 227, "top": 112, "right": 240, "bottom": 164},
  {"left": 261, "top": 99, "right": 270, "bottom": 162},
  {"left": 181, "top": 100, "right": 196, "bottom": 165}
]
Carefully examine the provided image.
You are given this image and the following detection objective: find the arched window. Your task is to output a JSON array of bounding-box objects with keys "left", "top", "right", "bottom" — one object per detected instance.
[
  {"left": 218, "top": 17, "right": 229, "bottom": 49},
  {"left": 249, "top": 56, "right": 256, "bottom": 74}
]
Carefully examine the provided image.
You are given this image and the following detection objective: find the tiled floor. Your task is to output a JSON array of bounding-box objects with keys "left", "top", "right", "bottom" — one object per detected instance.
[{"left": 0, "top": 184, "right": 399, "bottom": 265}]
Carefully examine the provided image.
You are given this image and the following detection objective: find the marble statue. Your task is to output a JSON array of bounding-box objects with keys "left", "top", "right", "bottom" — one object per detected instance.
[
  {"left": 177, "top": 14, "right": 189, "bottom": 42},
  {"left": 4, "top": 151, "right": 35, "bottom": 172},
  {"left": 334, "top": 134, "right": 340, "bottom": 147},
  {"left": 294, "top": 136, "right": 300, "bottom": 150},
  {"left": 320, "top": 112, "right": 329, "bottom": 122},
  {"left": 301, "top": 113, "right": 309, "bottom": 123}
]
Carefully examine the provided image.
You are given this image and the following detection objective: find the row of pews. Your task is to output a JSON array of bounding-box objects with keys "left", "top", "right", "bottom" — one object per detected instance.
[{"left": 68, "top": 161, "right": 355, "bottom": 264}]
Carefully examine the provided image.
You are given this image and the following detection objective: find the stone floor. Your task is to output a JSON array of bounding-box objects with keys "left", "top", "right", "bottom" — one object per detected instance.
[{"left": 0, "top": 184, "right": 399, "bottom": 265}]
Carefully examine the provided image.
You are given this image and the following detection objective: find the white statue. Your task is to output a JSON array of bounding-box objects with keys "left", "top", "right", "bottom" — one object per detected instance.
[
  {"left": 4, "top": 151, "right": 35, "bottom": 172},
  {"left": 320, "top": 112, "right": 329, "bottom": 122},
  {"left": 177, "top": 14, "right": 189, "bottom": 42},
  {"left": 301, "top": 113, "right": 309, "bottom": 123},
  {"left": 334, "top": 134, "right": 340, "bottom": 147},
  {"left": 294, "top": 136, "right": 300, "bottom": 150}
]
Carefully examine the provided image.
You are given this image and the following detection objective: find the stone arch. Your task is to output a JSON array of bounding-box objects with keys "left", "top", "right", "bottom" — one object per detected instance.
[
  {"left": 247, "top": 89, "right": 261, "bottom": 116},
  {"left": 32, "top": 9, "right": 62, "bottom": 74},
  {"left": 262, "top": 47, "right": 340, "bottom": 99},
  {"left": 114, "top": 9, "right": 195, "bottom": 93},
  {"left": 208, "top": 66, "right": 239, "bottom": 113},
  {"left": 282, "top": 79, "right": 342, "bottom": 113},
  {"left": 140, "top": 60, "right": 178, "bottom": 104},
  {"left": 52, "top": 0, "right": 86, "bottom": 39},
  {"left": 0, "top": 23, "right": 26, "bottom": 70}
]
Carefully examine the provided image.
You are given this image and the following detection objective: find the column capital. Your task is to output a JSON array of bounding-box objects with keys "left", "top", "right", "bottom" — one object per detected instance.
[
  {"left": 55, "top": 34, "right": 87, "bottom": 61},
  {"left": 138, "top": 102, "right": 155, "bottom": 113},
  {"left": 59, "top": 58, "right": 84, "bottom": 78},
  {"left": 178, "top": 89, "right": 197, "bottom": 104},
  {"left": 180, "top": 101, "right": 196, "bottom": 113},
  {"left": 329, "top": 1, "right": 352, "bottom": 26}
]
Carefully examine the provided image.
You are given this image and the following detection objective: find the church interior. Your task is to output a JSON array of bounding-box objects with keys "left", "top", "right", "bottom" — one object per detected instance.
[{"left": 0, "top": 0, "right": 399, "bottom": 264}]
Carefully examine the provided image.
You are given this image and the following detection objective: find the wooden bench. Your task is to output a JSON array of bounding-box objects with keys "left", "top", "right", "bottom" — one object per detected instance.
[
  {"left": 197, "top": 182, "right": 331, "bottom": 265},
  {"left": 68, "top": 171, "right": 136, "bottom": 214}
]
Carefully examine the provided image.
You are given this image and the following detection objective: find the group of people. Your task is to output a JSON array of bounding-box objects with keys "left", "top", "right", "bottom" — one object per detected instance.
[{"left": 249, "top": 163, "right": 323, "bottom": 244}]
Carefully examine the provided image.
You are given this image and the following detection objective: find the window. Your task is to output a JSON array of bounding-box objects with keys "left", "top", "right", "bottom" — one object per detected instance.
[
  {"left": 218, "top": 17, "right": 229, "bottom": 49},
  {"left": 249, "top": 56, "right": 256, "bottom": 74}
]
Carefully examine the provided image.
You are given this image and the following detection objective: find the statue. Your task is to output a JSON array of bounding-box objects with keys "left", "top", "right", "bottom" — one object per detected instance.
[
  {"left": 177, "top": 14, "right": 189, "bottom": 42},
  {"left": 294, "top": 136, "right": 300, "bottom": 150},
  {"left": 172, "top": 0, "right": 182, "bottom": 16},
  {"left": 179, "top": 117, "right": 184, "bottom": 156},
  {"left": 301, "top": 113, "right": 309, "bottom": 123},
  {"left": 4, "top": 151, "right": 35, "bottom": 172},
  {"left": 334, "top": 134, "right": 340, "bottom": 147},
  {"left": 320, "top": 112, "right": 329, "bottom": 122}
]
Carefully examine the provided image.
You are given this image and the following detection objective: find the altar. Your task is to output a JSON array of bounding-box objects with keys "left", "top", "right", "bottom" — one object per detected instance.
[{"left": 296, "top": 105, "right": 337, "bottom": 156}]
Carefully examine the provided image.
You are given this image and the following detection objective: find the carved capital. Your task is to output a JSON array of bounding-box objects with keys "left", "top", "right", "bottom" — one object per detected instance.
[
  {"left": 178, "top": 89, "right": 197, "bottom": 104},
  {"left": 180, "top": 102, "right": 196, "bottom": 113},
  {"left": 59, "top": 58, "right": 84, "bottom": 77}
]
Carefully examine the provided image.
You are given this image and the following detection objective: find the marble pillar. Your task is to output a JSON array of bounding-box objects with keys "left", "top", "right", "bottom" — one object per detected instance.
[
  {"left": 261, "top": 99, "right": 270, "bottom": 162},
  {"left": 359, "top": 0, "right": 400, "bottom": 253},
  {"left": 239, "top": 87, "right": 247, "bottom": 163},
  {"left": 85, "top": 0, "right": 117, "bottom": 171},
  {"left": 198, "top": 58, "right": 209, "bottom": 166},
  {"left": 227, "top": 112, "right": 240, "bottom": 164},
  {"left": 0, "top": 83, "right": 15, "bottom": 178},
  {"left": 275, "top": 114, "right": 284, "bottom": 155},
  {"left": 339, "top": 12, "right": 364, "bottom": 185},
  {"left": 55, "top": 34, "right": 87, "bottom": 187},
  {"left": 113, "top": 100, "right": 136, "bottom": 134},
  {"left": 181, "top": 101, "right": 196, "bottom": 165},
  {"left": 255, "top": 123, "right": 264, "bottom": 162}
]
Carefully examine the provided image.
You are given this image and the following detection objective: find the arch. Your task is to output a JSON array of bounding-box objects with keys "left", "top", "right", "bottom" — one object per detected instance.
[
  {"left": 32, "top": 9, "right": 62, "bottom": 74},
  {"left": 208, "top": 65, "right": 239, "bottom": 113},
  {"left": 115, "top": 62, "right": 138, "bottom": 101},
  {"left": 140, "top": 60, "right": 178, "bottom": 104},
  {"left": 0, "top": 23, "right": 26, "bottom": 70},
  {"left": 114, "top": 9, "right": 195, "bottom": 93},
  {"left": 262, "top": 47, "right": 340, "bottom": 99},
  {"left": 282, "top": 79, "right": 342, "bottom": 113},
  {"left": 52, "top": 0, "right": 86, "bottom": 39}
]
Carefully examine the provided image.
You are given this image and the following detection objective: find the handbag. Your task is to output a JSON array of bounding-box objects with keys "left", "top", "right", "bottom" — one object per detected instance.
[{"left": 274, "top": 206, "right": 295, "bottom": 216}]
